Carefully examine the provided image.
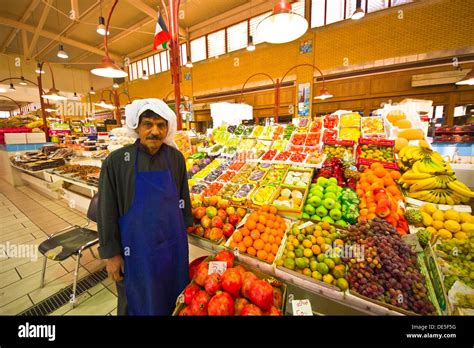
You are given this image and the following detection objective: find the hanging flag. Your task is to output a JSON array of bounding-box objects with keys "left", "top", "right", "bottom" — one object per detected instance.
[{"left": 153, "top": 12, "right": 171, "bottom": 50}]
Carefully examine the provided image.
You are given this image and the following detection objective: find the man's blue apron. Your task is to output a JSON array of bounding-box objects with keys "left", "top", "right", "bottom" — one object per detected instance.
[{"left": 119, "top": 145, "right": 189, "bottom": 315}]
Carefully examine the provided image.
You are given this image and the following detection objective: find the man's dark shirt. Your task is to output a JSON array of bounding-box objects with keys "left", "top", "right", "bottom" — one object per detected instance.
[{"left": 97, "top": 140, "right": 193, "bottom": 259}]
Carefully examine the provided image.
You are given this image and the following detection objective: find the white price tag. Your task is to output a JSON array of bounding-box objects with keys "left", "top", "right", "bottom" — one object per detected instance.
[
  {"left": 292, "top": 299, "right": 313, "bottom": 316},
  {"left": 453, "top": 205, "right": 472, "bottom": 213},
  {"left": 298, "top": 221, "right": 314, "bottom": 230},
  {"left": 208, "top": 261, "right": 227, "bottom": 275}
]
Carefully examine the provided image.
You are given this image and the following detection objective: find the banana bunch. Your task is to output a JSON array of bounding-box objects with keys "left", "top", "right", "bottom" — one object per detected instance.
[
  {"left": 398, "top": 148, "right": 474, "bottom": 204},
  {"left": 398, "top": 145, "right": 445, "bottom": 171}
]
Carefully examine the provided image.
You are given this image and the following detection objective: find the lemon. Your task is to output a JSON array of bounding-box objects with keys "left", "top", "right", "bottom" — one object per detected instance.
[
  {"left": 422, "top": 203, "right": 437, "bottom": 215},
  {"left": 437, "top": 229, "right": 452, "bottom": 240},
  {"left": 444, "top": 209, "right": 460, "bottom": 223},
  {"left": 454, "top": 232, "right": 467, "bottom": 240},
  {"left": 426, "top": 226, "right": 437, "bottom": 234},
  {"left": 459, "top": 212, "right": 473, "bottom": 224},
  {"left": 432, "top": 210, "right": 445, "bottom": 222},
  {"left": 461, "top": 223, "right": 474, "bottom": 233},
  {"left": 421, "top": 212, "right": 433, "bottom": 227},
  {"left": 302, "top": 239, "right": 313, "bottom": 248},
  {"left": 432, "top": 220, "right": 444, "bottom": 230},
  {"left": 323, "top": 274, "right": 334, "bottom": 284},
  {"left": 303, "top": 248, "right": 313, "bottom": 258}
]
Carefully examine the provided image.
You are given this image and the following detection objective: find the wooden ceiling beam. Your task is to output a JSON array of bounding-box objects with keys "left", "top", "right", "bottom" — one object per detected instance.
[
  {"left": 27, "top": 0, "right": 53, "bottom": 58},
  {"left": 0, "top": 16, "right": 122, "bottom": 62},
  {"left": 1, "top": 0, "right": 41, "bottom": 54}
]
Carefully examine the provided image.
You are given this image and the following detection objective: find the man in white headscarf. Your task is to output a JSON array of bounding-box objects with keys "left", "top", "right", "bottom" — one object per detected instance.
[{"left": 97, "top": 99, "right": 192, "bottom": 315}]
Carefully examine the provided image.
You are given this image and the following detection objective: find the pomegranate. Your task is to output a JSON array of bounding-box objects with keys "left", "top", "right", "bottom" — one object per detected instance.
[
  {"left": 207, "top": 292, "right": 234, "bottom": 316},
  {"left": 190, "top": 290, "right": 211, "bottom": 316},
  {"left": 233, "top": 265, "right": 247, "bottom": 277},
  {"left": 221, "top": 268, "right": 242, "bottom": 296},
  {"left": 265, "top": 306, "right": 282, "bottom": 316},
  {"left": 234, "top": 298, "right": 249, "bottom": 316},
  {"left": 204, "top": 273, "right": 222, "bottom": 295},
  {"left": 215, "top": 250, "right": 234, "bottom": 268},
  {"left": 240, "top": 303, "right": 262, "bottom": 316},
  {"left": 179, "top": 306, "right": 194, "bottom": 316},
  {"left": 183, "top": 283, "right": 200, "bottom": 305},
  {"left": 272, "top": 287, "right": 283, "bottom": 308},
  {"left": 241, "top": 272, "right": 258, "bottom": 299},
  {"left": 193, "top": 262, "right": 208, "bottom": 286},
  {"left": 249, "top": 279, "right": 274, "bottom": 310}
]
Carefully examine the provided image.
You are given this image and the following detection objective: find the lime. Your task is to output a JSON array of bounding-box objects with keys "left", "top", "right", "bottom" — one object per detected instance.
[
  {"left": 317, "top": 262, "right": 329, "bottom": 275},
  {"left": 324, "top": 258, "right": 335, "bottom": 270},
  {"left": 312, "top": 271, "right": 323, "bottom": 281},
  {"left": 295, "top": 257, "right": 306, "bottom": 270},
  {"left": 310, "top": 260, "right": 318, "bottom": 271},
  {"left": 284, "top": 258, "right": 295, "bottom": 270},
  {"left": 297, "top": 234, "right": 305, "bottom": 243},
  {"left": 317, "top": 253, "right": 327, "bottom": 262},
  {"left": 295, "top": 249, "right": 304, "bottom": 258}
]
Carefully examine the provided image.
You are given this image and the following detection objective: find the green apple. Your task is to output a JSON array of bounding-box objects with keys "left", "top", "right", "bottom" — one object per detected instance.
[
  {"left": 325, "top": 185, "right": 338, "bottom": 193},
  {"left": 302, "top": 212, "right": 310, "bottom": 219},
  {"left": 323, "top": 198, "right": 336, "bottom": 210},
  {"left": 322, "top": 216, "right": 335, "bottom": 224},
  {"left": 304, "top": 204, "right": 315, "bottom": 215},
  {"left": 335, "top": 219, "right": 347, "bottom": 227},
  {"left": 334, "top": 203, "right": 342, "bottom": 210},
  {"left": 328, "top": 177, "right": 338, "bottom": 185},
  {"left": 308, "top": 196, "right": 322, "bottom": 207},
  {"left": 329, "top": 208, "right": 342, "bottom": 220},
  {"left": 314, "top": 190, "right": 324, "bottom": 199},
  {"left": 317, "top": 177, "right": 329, "bottom": 188},
  {"left": 311, "top": 215, "right": 321, "bottom": 221},
  {"left": 316, "top": 205, "right": 328, "bottom": 217}
]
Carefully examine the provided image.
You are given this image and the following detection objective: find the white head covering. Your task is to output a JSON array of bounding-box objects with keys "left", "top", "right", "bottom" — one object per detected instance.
[{"left": 125, "top": 98, "right": 178, "bottom": 149}]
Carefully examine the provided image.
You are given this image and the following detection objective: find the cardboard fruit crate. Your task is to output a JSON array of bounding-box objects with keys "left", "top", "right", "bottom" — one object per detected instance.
[{"left": 356, "top": 138, "right": 398, "bottom": 170}]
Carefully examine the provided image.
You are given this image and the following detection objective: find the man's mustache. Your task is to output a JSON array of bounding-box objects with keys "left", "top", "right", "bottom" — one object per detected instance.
[{"left": 146, "top": 135, "right": 162, "bottom": 140}]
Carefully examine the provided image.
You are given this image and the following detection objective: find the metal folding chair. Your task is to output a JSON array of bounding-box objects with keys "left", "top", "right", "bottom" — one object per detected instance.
[{"left": 38, "top": 194, "right": 99, "bottom": 307}]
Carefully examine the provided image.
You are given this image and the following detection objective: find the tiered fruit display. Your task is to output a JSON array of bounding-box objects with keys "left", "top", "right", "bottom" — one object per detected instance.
[
  {"left": 229, "top": 205, "right": 287, "bottom": 264},
  {"left": 356, "top": 163, "right": 408, "bottom": 235},
  {"left": 178, "top": 250, "right": 284, "bottom": 316},
  {"left": 359, "top": 144, "right": 395, "bottom": 162},
  {"left": 343, "top": 219, "right": 436, "bottom": 315},
  {"left": 263, "top": 165, "right": 288, "bottom": 185},
  {"left": 302, "top": 177, "right": 345, "bottom": 226},
  {"left": 276, "top": 221, "right": 349, "bottom": 291},
  {"left": 434, "top": 226, "right": 474, "bottom": 290},
  {"left": 189, "top": 197, "right": 247, "bottom": 242},
  {"left": 273, "top": 187, "right": 304, "bottom": 209},
  {"left": 418, "top": 204, "right": 474, "bottom": 241},
  {"left": 398, "top": 146, "right": 474, "bottom": 204}
]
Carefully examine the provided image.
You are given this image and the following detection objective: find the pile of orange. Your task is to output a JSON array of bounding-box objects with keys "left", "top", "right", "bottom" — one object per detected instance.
[
  {"left": 229, "top": 205, "right": 287, "bottom": 263},
  {"left": 356, "top": 162, "right": 403, "bottom": 220}
]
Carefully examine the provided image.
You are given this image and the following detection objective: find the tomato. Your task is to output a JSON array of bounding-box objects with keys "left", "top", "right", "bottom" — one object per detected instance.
[{"left": 207, "top": 292, "right": 235, "bottom": 316}]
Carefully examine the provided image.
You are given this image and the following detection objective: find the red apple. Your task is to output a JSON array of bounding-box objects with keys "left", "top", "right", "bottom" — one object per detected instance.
[
  {"left": 186, "top": 226, "right": 195, "bottom": 234},
  {"left": 228, "top": 214, "right": 241, "bottom": 226},
  {"left": 201, "top": 216, "right": 211, "bottom": 229},
  {"left": 222, "top": 223, "right": 235, "bottom": 238},
  {"left": 217, "top": 209, "right": 227, "bottom": 221},
  {"left": 211, "top": 216, "right": 224, "bottom": 229},
  {"left": 194, "top": 226, "right": 204, "bottom": 237},
  {"left": 194, "top": 207, "right": 207, "bottom": 220}
]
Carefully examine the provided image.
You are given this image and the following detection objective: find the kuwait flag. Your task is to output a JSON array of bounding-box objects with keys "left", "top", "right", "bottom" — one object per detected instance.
[{"left": 153, "top": 12, "right": 171, "bottom": 50}]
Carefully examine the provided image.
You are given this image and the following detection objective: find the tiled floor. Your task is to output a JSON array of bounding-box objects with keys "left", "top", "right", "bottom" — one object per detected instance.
[{"left": 0, "top": 180, "right": 209, "bottom": 316}]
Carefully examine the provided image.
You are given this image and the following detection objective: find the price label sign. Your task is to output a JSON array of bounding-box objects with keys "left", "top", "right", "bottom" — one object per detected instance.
[
  {"left": 292, "top": 299, "right": 313, "bottom": 316},
  {"left": 208, "top": 261, "right": 227, "bottom": 275},
  {"left": 298, "top": 221, "right": 314, "bottom": 230}
]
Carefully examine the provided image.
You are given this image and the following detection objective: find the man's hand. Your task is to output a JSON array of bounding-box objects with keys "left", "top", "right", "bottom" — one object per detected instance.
[{"left": 106, "top": 255, "right": 124, "bottom": 282}]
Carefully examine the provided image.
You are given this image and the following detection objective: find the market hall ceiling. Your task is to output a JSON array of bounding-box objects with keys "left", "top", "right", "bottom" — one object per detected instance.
[{"left": 0, "top": 0, "right": 254, "bottom": 70}]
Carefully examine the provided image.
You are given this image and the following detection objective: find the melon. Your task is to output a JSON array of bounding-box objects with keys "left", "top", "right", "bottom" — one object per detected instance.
[
  {"left": 398, "top": 129, "right": 424, "bottom": 141},
  {"left": 386, "top": 110, "right": 406, "bottom": 124},
  {"left": 394, "top": 137, "right": 409, "bottom": 152},
  {"left": 394, "top": 119, "right": 412, "bottom": 129}
]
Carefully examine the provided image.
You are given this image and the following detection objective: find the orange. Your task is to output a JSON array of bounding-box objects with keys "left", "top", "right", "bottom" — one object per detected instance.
[
  {"left": 258, "top": 215, "right": 267, "bottom": 225},
  {"left": 334, "top": 239, "right": 344, "bottom": 246},
  {"left": 266, "top": 220, "right": 274, "bottom": 228},
  {"left": 250, "top": 229, "right": 261, "bottom": 240},
  {"left": 238, "top": 242, "right": 247, "bottom": 253},
  {"left": 370, "top": 162, "right": 383, "bottom": 170},
  {"left": 321, "top": 221, "right": 331, "bottom": 231},
  {"left": 269, "top": 206, "right": 278, "bottom": 214},
  {"left": 233, "top": 230, "right": 243, "bottom": 242},
  {"left": 275, "top": 236, "right": 282, "bottom": 245},
  {"left": 271, "top": 228, "right": 278, "bottom": 236},
  {"left": 367, "top": 213, "right": 376, "bottom": 220},
  {"left": 229, "top": 241, "right": 237, "bottom": 249},
  {"left": 240, "top": 227, "right": 250, "bottom": 237},
  {"left": 245, "top": 220, "right": 256, "bottom": 230},
  {"left": 268, "top": 235, "right": 275, "bottom": 244},
  {"left": 387, "top": 185, "right": 400, "bottom": 196},
  {"left": 366, "top": 175, "right": 377, "bottom": 184},
  {"left": 266, "top": 253, "right": 275, "bottom": 263},
  {"left": 359, "top": 208, "right": 368, "bottom": 216},
  {"left": 368, "top": 206, "right": 377, "bottom": 214},
  {"left": 247, "top": 246, "right": 257, "bottom": 256},
  {"left": 243, "top": 236, "right": 253, "bottom": 247},
  {"left": 359, "top": 201, "right": 367, "bottom": 209},
  {"left": 257, "top": 250, "right": 267, "bottom": 261},
  {"left": 261, "top": 233, "right": 269, "bottom": 243},
  {"left": 254, "top": 239, "right": 264, "bottom": 250},
  {"left": 316, "top": 236, "right": 325, "bottom": 246},
  {"left": 267, "top": 213, "right": 276, "bottom": 221},
  {"left": 390, "top": 170, "right": 401, "bottom": 180},
  {"left": 262, "top": 205, "right": 270, "bottom": 212},
  {"left": 264, "top": 243, "right": 272, "bottom": 253},
  {"left": 374, "top": 167, "right": 387, "bottom": 178},
  {"left": 249, "top": 213, "right": 259, "bottom": 222},
  {"left": 277, "top": 229, "right": 284, "bottom": 238},
  {"left": 311, "top": 245, "right": 321, "bottom": 255},
  {"left": 273, "top": 222, "right": 280, "bottom": 230},
  {"left": 256, "top": 223, "right": 266, "bottom": 233},
  {"left": 264, "top": 227, "right": 272, "bottom": 234},
  {"left": 271, "top": 244, "right": 279, "bottom": 254}
]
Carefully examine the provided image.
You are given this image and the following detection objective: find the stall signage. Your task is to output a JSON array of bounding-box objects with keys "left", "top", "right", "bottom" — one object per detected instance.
[
  {"left": 292, "top": 299, "right": 313, "bottom": 316},
  {"left": 208, "top": 261, "right": 227, "bottom": 275}
]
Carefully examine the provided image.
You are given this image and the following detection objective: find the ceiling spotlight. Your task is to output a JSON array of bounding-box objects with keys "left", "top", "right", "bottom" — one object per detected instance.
[
  {"left": 247, "top": 35, "right": 256, "bottom": 51},
  {"left": 141, "top": 70, "right": 148, "bottom": 80},
  {"left": 9, "top": 83, "right": 16, "bottom": 92},
  {"left": 57, "top": 44, "right": 69, "bottom": 59},
  {"left": 42, "top": 87, "right": 67, "bottom": 101},
  {"left": 89, "top": 87, "right": 96, "bottom": 95},
  {"left": 91, "top": 56, "right": 128, "bottom": 78},
  {"left": 35, "top": 63, "right": 45, "bottom": 74},
  {"left": 352, "top": 0, "right": 365, "bottom": 20},
  {"left": 96, "top": 16, "right": 110, "bottom": 36},
  {"left": 71, "top": 92, "right": 80, "bottom": 100},
  {"left": 185, "top": 57, "right": 193, "bottom": 68},
  {"left": 19, "top": 76, "right": 27, "bottom": 86},
  {"left": 112, "top": 82, "right": 119, "bottom": 88}
]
